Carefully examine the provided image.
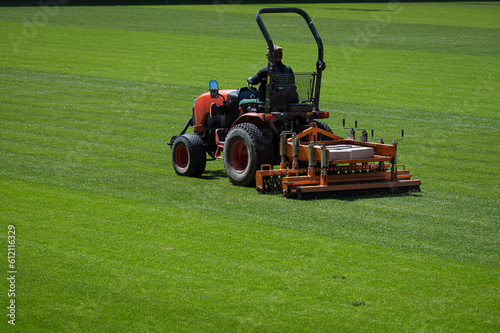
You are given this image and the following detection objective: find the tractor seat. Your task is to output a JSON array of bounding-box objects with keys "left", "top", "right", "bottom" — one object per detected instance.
[{"left": 270, "top": 84, "right": 299, "bottom": 111}]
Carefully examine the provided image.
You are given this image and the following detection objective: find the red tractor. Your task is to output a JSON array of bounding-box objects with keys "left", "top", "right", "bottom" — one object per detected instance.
[{"left": 169, "top": 7, "right": 420, "bottom": 198}]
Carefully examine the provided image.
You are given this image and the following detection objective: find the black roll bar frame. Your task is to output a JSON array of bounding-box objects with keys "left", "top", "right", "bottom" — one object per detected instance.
[{"left": 255, "top": 7, "right": 326, "bottom": 112}]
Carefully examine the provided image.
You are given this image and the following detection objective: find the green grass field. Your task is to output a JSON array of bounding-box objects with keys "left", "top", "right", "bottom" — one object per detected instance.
[{"left": 1, "top": 2, "right": 499, "bottom": 332}]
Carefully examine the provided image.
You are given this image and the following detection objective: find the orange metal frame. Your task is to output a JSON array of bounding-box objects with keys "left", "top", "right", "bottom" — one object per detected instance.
[{"left": 255, "top": 124, "right": 420, "bottom": 198}]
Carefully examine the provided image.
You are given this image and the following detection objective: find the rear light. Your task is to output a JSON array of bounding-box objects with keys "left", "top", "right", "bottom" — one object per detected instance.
[
  {"left": 264, "top": 114, "right": 278, "bottom": 122},
  {"left": 314, "top": 111, "right": 329, "bottom": 119}
]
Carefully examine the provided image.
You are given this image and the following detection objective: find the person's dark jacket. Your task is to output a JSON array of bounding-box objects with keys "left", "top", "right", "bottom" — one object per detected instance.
[{"left": 247, "top": 61, "right": 294, "bottom": 99}]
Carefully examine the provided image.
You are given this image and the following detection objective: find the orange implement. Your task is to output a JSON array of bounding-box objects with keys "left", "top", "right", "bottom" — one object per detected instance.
[{"left": 255, "top": 124, "right": 420, "bottom": 198}]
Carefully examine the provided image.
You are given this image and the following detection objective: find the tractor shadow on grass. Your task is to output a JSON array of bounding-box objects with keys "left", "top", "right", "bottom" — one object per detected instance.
[{"left": 200, "top": 170, "right": 228, "bottom": 180}]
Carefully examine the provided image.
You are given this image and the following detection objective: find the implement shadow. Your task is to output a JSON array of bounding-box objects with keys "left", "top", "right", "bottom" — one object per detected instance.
[{"left": 296, "top": 187, "right": 422, "bottom": 201}]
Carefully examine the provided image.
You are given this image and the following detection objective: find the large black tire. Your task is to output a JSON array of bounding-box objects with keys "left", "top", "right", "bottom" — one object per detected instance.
[
  {"left": 224, "top": 123, "right": 274, "bottom": 187},
  {"left": 314, "top": 120, "right": 333, "bottom": 133},
  {"left": 172, "top": 133, "right": 206, "bottom": 177}
]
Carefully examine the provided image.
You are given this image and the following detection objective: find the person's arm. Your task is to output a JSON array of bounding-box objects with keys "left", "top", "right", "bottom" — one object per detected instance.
[{"left": 248, "top": 67, "right": 267, "bottom": 85}]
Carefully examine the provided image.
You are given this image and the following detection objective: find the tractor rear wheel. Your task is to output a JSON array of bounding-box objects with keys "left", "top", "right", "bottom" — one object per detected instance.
[
  {"left": 224, "top": 123, "right": 273, "bottom": 187},
  {"left": 172, "top": 133, "right": 206, "bottom": 177},
  {"left": 314, "top": 120, "right": 333, "bottom": 133}
]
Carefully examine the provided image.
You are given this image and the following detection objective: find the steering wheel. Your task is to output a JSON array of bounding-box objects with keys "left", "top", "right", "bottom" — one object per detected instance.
[{"left": 247, "top": 80, "right": 260, "bottom": 96}]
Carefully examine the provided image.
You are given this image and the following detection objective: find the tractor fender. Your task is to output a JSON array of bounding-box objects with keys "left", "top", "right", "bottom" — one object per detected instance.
[{"left": 231, "top": 113, "right": 269, "bottom": 129}]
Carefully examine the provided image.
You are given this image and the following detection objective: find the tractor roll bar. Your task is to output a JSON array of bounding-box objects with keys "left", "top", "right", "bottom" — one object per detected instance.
[{"left": 256, "top": 7, "right": 326, "bottom": 112}]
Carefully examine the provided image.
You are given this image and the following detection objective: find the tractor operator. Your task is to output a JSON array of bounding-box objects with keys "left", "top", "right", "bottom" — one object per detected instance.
[{"left": 247, "top": 45, "right": 295, "bottom": 100}]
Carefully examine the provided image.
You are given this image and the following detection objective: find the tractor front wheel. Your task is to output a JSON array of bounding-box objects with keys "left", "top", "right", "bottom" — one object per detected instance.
[
  {"left": 172, "top": 133, "right": 206, "bottom": 177},
  {"left": 224, "top": 123, "right": 273, "bottom": 187}
]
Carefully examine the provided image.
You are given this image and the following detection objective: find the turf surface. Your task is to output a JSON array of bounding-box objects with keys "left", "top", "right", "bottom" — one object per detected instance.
[{"left": 1, "top": 2, "right": 499, "bottom": 332}]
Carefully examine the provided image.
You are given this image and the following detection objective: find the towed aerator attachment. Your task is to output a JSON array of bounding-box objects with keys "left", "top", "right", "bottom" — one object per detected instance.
[{"left": 255, "top": 122, "right": 421, "bottom": 198}]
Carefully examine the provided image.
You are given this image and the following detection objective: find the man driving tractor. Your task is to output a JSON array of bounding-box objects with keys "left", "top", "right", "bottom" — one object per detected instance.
[{"left": 247, "top": 45, "right": 295, "bottom": 100}]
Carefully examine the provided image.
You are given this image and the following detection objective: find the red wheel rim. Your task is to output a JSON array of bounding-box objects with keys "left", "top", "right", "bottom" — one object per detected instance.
[
  {"left": 175, "top": 144, "right": 188, "bottom": 169},
  {"left": 230, "top": 140, "right": 248, "bottom": 173}
]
